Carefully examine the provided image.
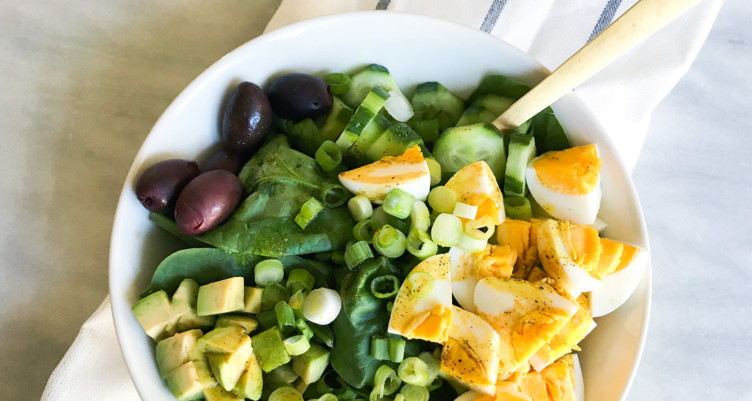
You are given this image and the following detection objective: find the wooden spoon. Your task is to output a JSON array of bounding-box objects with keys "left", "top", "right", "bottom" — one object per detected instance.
[{"left": 492, "top": 0, "right": 701, "bottom": 132}]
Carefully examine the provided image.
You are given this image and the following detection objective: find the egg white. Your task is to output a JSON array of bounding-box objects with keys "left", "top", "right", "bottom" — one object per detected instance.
[
  {"left": 526, "top": 164, "right": 602, "bottom": 225},
  {"left": 589, "top": 245, "right": 649, "bottom": 317},
  {"left": 339, "top": 160, "right": 430, "bottom": 204}
]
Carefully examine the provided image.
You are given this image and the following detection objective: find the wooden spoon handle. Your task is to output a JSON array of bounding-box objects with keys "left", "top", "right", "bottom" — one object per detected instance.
[{"left": 492, "top": 0, "right": 701, "bottom": 132}]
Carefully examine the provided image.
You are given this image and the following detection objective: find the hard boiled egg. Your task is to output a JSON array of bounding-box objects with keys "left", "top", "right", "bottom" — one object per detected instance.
[
  {"left": 496, "top": 219, "right": 542, "bottom": 279},
  {"left": 473, "top": 277, "right": 578, "bottom": 380},
  {"left": 445, "top": 161, "right": 505, "bottom": 225},
  {"left": 449, "top": 245, "right": 516, "bottom": 312},
  {"left": 590, "top": 241, "right": 649, "bottom": 317},
  {"left": 338, "top": 145, "right": 430, "bottom": 204},
  {"left": 526, "top": 145, "right": 602, "bottom": 225},
  {"left": 388, "top": 254, "right": 453, "bottom": 343},
  {"left": 441, "top": 306, "right": 502, "bottom": 394}
]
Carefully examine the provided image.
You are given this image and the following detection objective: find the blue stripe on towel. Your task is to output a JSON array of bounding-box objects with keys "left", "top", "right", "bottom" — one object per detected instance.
[
  {"left": 480, "top": 0, "right": 508, "bottom": 33},
  {"left": 376, "top": 0, "right": 391, "bottom": 10},
  {"left": 589, "top": 0, "right": 623, "bottom": 41}
]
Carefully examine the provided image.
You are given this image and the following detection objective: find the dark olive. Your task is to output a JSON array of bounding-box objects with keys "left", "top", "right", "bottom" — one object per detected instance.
[
  {"left": 221, "top": 82, "right": 273, "bottom": 155},
  {"left": 201, "top": 148, "right": 246, "bottom": 175},
  {"left": 267, "top": 73, "right": 333, "bottom": 121},
  {"left": 174, "top": 170, "right": 243, "bottom": 235},
  {"left": 135, "top": 159, "right": 199, "bottom": 213}
]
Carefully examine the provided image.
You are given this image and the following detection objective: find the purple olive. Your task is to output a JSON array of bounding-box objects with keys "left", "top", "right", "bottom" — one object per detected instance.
[
  {"left": 201, "top": 148, "right": 246, "bottom": 175},
  {"left": 174, "top": 170, "right": 243, "bottom": 235},
  {"left": 221, "top": 82, "right": 273, "bottom": 155},
  {"left": 267, "top": 73, "right": 333, "bottom": 121},
  {"left": 135, "top": 159, "right": 200, "bottom": 213}
]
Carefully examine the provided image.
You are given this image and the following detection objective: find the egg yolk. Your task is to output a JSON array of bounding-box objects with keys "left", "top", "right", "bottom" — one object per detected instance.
[
  {"left": 614, "top": 243, "right": 640, "bottom": 272},
  {"left": 404, "top": 304, "right": 452, "bottom": 342},
  {"left": 445, "top": 161, "right": 504, "bottom": 225},
  {"left": 594, "top": 238, "right": 624, "bottom": 278},
  {"left": 560, "top": 222, "right": 601, "bottom": 273},
  {"left": 442, "top": 336, "right": 495, "bottom": 388},
  {"left": 497, "top": 219, "right": 539, "bottom": 278},
  {"left": 338, "top": 145, "right": 427, "bottom": 186},
  {"left": 533, "top": 144, "right": 600, "bottom": 195},
  {"left": 477, "top": 245, "right": 517, "bottom": 279}
]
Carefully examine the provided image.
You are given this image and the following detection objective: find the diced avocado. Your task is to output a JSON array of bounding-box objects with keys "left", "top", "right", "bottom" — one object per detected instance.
[
  {"left": 203, "top": 385, "right": 244, "bottom": 401},
  {"left": 456, "top": 94, "right": 515, "bottom": 126},
  {"left": 156, "top": 329, "right": 203, "bottom": 378},
  {"left": 165, "top": 360, "right": 216, "bottom": 401},
  {"left": 132, "top": 290, "right": 178, "bottom": 341},
  {"left": 291, "top": 343, "right": 330, "bottom": 384},
  {"left": 173, "top": 279, "right": 216, "bottom": 332},
  {"left": 365, "top": 123, "right": 423, "bottom": 162},
  {"left": 265, "top": 364, "right": 299, "bottom": 386},
  {"left": 293, "top": 378, "right": 308, "bottom": 396},
  {"left": 198, "top": 326, "right": 246, "bottom": 354},
  {"left": 197, "top": 277, "right": 245, "bottom": 316},
  {"left": 233, "top": 350, "right": 264, "bottom": 400},
  {"left": 251, "top": 327, "right": 291, "bottom": 372},
  {"left": 207, "top": 335, "right": 254, "bottom": 391},
  {"left": 268, "top": 387, "right": 304, "bottom": 401},
  {"left": 216, "top": 314, "right": 259, "bottom": 335},
  {"left": 243, "top": 286, "right": 264, "bottom": 314}
]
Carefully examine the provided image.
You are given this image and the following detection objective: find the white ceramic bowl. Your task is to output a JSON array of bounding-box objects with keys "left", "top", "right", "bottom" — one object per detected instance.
[{"left": 109, "top": 11, "right": 651, "bottom": 401}]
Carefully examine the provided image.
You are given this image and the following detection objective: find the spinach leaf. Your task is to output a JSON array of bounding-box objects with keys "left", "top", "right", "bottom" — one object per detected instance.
[
  {"left": 467, "top": 74, "right": 532, "bottom": 103},
  {"left": 531, "top": 106, "right": 572, "bottom": 153},
  {"left": 330, "top": 257, "right": 399, "bottom": 389},
  {"left": 141, "top": 248, "right": 257, "bottom": 297},
  {"left": 277, "top": 255, "right": 333, "bottom": 288},
  {"left": 148, "top": 213, "right": 211, "bottom": 248}
]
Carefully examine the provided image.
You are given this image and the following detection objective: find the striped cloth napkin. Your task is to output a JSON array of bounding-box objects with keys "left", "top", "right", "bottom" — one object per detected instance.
[{"left": 42, "top": 0, "right": 721, "bottom": 400}]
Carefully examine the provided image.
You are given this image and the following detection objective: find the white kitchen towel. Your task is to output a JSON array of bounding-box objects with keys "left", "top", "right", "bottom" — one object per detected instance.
[{"left": 42, "top": 1, "right": 722, "bottom": 400}]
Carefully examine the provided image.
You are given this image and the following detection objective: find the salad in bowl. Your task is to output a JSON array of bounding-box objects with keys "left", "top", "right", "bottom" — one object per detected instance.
[{"left": 110, "top": 12, "right": 650, "bottom": 401}]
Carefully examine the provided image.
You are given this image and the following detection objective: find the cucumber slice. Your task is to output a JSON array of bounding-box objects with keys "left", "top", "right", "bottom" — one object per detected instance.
[
  {"left": 433, "top": 122, "right": 506, "bottom": 178},
  {"left": 503, "top": 133, "right": 537, "bottom": 197},
  {"left": 467, "top": 74, "right": 531, "bottom": 104},
  {"left": 343, "top": 64, "right": 399, "bottom": 108},
  {"left": 319, "top": 97, "right": 353, "bottom": 142},
  {"left": 410, "top": 82, "right": 465, "bottom": 135},
  {"left": 366, "top": 123, "right": 423, "bottom": 161},
  {"left": 346, "top": 113, "right": 392, "bottom": 165},
  {"left": 456, "top": 94, "right": 515, "bottom": 126},
  {"left": 335, "top": 87, "right": 390, "bottom": 151}
]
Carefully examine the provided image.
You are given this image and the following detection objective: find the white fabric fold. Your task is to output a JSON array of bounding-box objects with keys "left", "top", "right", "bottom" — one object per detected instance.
[{"left": 43, "top": 0, "right": 722, "bottom": 400}]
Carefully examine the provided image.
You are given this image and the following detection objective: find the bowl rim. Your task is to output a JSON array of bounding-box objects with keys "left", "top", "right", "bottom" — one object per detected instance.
[{"left": 108, "top": 10, "right": 651, "bottom": 401}]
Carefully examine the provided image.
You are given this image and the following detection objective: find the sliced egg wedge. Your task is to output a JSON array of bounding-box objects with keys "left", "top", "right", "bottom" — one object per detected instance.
[
  {"left": 445, "top": 161, "right": 505, "bottom": 225},
  {"left": 590, "top": 241, "right": 649, "bottom": 317},
  {"left": 388, "top": 254, "right": 453, "bottom": 343},
  {"left": 338, "top": 145, "right": 430, "bottom": 204},
  {"left": 526, "top": 145, "right": 602, "bottom": 225},
  {"left": 449, "top": 246, "right": 516, "bottom": 312},
  {"left": 473, "top": 277, "right": 578, "bottom": 380},
  {"left": 496, "top": 219, "right": 542, "bottom": 279},
  {"left": 441, "top": 306, "right": 502, "bottom": 394}
]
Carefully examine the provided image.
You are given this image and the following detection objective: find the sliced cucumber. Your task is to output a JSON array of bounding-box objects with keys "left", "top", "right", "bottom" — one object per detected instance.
[
  {"left": 409, "top": 82, "right": 465, "bottom": 143},
  {"left": 366, "top": 123, "right": 423, "bottom": 161},
  {"left": 319, "top": 96, "right": 353, "bottom": 142},
  {"left": 467, "top": 74, "right": 531, "bottom": 104},
  {"left": 335, "top": 87, "right": 390, "bottom": 151},
  {"left": 456, "top": 94, "right": 515, "bottom": 126},
  {"left": 503, "top": 133, "right": 536, "bottom": 197},
  {"left": 343, "top": 64, "right": 399, "bottom": 108},
  {"left": 433, "top": 122, "right": 506, "bottom": 178},
  {"left": 345, "top": 113, "right": 392, "bottom": 165}
]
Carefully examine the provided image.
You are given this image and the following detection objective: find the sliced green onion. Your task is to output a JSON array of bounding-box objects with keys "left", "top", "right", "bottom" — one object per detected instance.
[
  {"left": 417, "top": 352, "right": 440, "bottom": 383},
  {"left": 275, "top": 301, "right": 297, "bottom": 336},
  {"left": 397, "top": 357, "right": 430, "bottom": 386},
  {"left": 370, "top": 336, "right": 390, "bottom": 360},
  {"left": 261, "top": 283, "right": 291, "bottom": 312},
  {"left": 406, "top": 229, "right": 438, "bottom": 260},
  {"left": 504, "top": 196, "right": 533, "bottom": 221},
  {"left": 348, "top": 195, "right": 374, "bottom": 222},
  {"left": 344, "top": 240, "right": 373, "bottom": 269},
  {"left": 315, "top": 140, "right": 343, "bottom": 172},
  {"left": 382, "top": 188, "right": 415, "bottom": 219},
  {"left": 284, "top": 334, "right": 311, "bottom": 356},
  {"left": 410, "top": 201, "right": 430, "bottom": 232},
  {"left": 427, "top": 186, "right": 457, "bottom": 214},
  {"left": 430, "top": 213, "right": 462, "bottom": 247},
  {"left": 398, "top": 385, "right": 429, "bottom": 401},
  {"left": 372, "top": 365, "right": 402, "bottom": 400},
  {"left": 269, "top": 387, "right": 304, "bottom": 401},
  {"left": 406, "top": 272, "right": 434, "bottom": 299},
  {"left": 324, "top": 73, "right": 351, "bottom": 96},
  {"left": 303, "top": 288, "right": 342, "bottom": 326},
  {"left": 288, "top": 290, "right": 307, "bottom": 310},
  {"left": 331, "top": 250, "right": 346, "bottom": 265},
  {"left": 319, "top": 393, "right": 339, "bottom": 401},
  {"left": 255, "top": 259, "right": 285, "bottom": 287},
  {"left": 388, "top": 338, "right": 406, "bottom": 363},
  {"left": 452, "top": 202, "right": 478, "bottom": 220},
  {"left": 295, "top": 197, "right": 325, "bottom": 229},
  {"left": 256, "top": 309, "right": 277, "bottom": 329},
  {"left": 321, "top": 184, "right": 349, "bottom": 208},
  {"left": 372, "top": 206, "right": 390, "bottom": 226},
  {"left": 373, "top": 225, "right": 407, "bottom": 258},
  {"left": 426, "top": 377, "right": 443, "bottom": 392},
  {"left": 464, "top": 215, "right": 495, "bottom": 240},
  {"left": 286, "top": 269, "right": 316, "bottom": 294},
  {"left": 370, "top": 275, "right": 400, "bottom": 299},
  {"left": 295, "top": 317, "right": 314, "bottom": 341},
  {"left": 425, "top": 158, "right": 442, "bottom": 186},
  {"left": 353, "top": 219, "right": 382, "bottom": 243},
  {"left": 308, "top": 322, "right": 334, "bottom": 348},
  {"left": 458, "top": 232, "right": 488, "bottom": 253}
]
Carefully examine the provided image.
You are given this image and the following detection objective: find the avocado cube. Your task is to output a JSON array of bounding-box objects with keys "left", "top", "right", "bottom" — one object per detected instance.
[
  {"left": 198, "top": 326, "right": 246, "bottom": 354},
  {"left": 293, "top": 377, "right": 308, "bottom": 396},
  {"left": 132, "top": 290, "right": 178, "bottom": 341},
  {"left": 203, "top": 386, "right": 244, "bottom": 401},
  {"left": 265, "top": 364, "right": 299, "bottom": 386},
  {"left": 216, "top": 314, "right": 259, "bottom": 335},
  {"left": 251, "top": 327, "right": 291, "bottom": 372},
  {"left": 155, "top": 329, "right": 203, "bottom": 377},
  {"left": 207, "top": 335, "right": 254, "bottom": 391},
  {"left": 173, "top": 279, "right": 217, "bottom": 331},
  {"left": 197, "top": 277, "right": 245, "bottom": 316},
  {"left": 233, "top": 351, "right": 263, "bottom": 400},
  {"left": 165, "top": 360, "right": 216, "bottom": 401},
  {"left": 292, "top": 343, "right": 330, "bottom": 384},
  {"left": 243, "top": 286, "right": 264, "bottom": 314}
]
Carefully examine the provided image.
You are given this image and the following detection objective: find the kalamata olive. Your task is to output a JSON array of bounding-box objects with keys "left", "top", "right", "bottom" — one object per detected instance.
[
  {"left": 221, "top": 82, "right": 273, "bottom": 155},
  {"left": 135, "top": 159, "right": 199, "bottom": 213},
  {"left": 267, "top": 73, "right": 333, "bottom": 121},
  {"left": 174, "top": 170, "right": 243, "bottom": 235},
  {"left": 201, "top": 148, "right": 246, "bottom": 175}
]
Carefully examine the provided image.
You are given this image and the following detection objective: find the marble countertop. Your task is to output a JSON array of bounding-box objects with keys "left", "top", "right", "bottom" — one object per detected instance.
[{"left": 1, "top": 0, "right": 749, "bottom": 399}]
